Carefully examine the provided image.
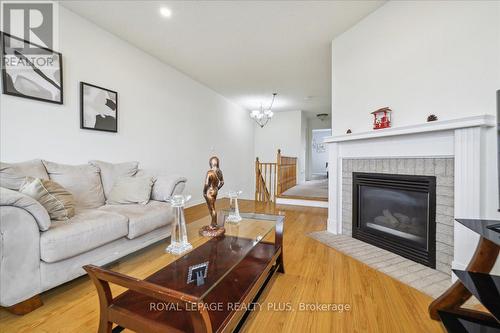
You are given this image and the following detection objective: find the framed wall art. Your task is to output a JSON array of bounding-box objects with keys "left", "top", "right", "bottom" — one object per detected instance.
[
  {"left": 1, "top": 32, "right": 63, "bottom": 104},
  {"left": 80, "top": 82, "right": 118, "bottom": 133}
]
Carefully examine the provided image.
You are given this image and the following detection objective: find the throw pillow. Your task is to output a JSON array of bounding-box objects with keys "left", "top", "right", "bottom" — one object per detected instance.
[
  {"left": 89, "top": 160, "right": 139, "bottom": 199},
  {"left": 150, "top": 174, "right": 187, "bottom": 201},
  {"left": 43, "top": 161, "right": 105, "bottom": 209},
  {"left": 0, "top": 159, "right": 49, "bottom": 190},
  {"left": 19, "top": 177, "right": 76, "bottom": 221},
  {"left": 107, "top": 176, "right": 155, "bottom": 205}
]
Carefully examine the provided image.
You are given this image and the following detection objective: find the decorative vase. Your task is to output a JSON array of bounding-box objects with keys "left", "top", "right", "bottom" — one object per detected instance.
[
  {"left": 226, "top": 190, "right": 243, "bottom": 223},
  {"left": 165, "top": 194, "right": 193, "bottom": 255}
]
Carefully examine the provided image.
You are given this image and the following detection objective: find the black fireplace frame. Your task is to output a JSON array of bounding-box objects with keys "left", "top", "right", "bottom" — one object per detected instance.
[{"left": 352, "top": 172, "right": 436, "bottom": 268}]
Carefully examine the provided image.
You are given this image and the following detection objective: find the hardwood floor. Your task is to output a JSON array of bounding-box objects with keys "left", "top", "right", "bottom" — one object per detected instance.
[{"left": 0, "top": 199, "right": 444, "bottom": 332}]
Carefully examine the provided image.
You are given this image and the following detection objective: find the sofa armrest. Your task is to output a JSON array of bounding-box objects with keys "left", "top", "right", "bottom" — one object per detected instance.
[
  {"left": 0, "top": 187, "right": 51, "bottom": 231},
  {"left": 151, "top": 175, "right": 187, "bottom": 201},
  {"left": 0, "top": 205, "right": 42, "bottom": 306}
]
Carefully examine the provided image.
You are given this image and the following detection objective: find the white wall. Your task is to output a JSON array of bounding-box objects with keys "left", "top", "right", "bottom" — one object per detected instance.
[
  {"left": 331, "top": 1, "right": 500, "bottom": 270},
  {"left": 0, "top": 6, "right": 255, "bottom": 205},
  {"left": 253, "top": 110, "right": 304, "bottom": 182},
  {"left": 332, "top": 1, "right": 499, "bottom": 134}
]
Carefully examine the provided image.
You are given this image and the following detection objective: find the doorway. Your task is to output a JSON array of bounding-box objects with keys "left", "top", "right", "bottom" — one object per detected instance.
[
  {"left": 280, "top": 128, "right": 330, "bottom": 201},
  {"left": 310, "top": 128, "right": 331, "bottom": 180}
]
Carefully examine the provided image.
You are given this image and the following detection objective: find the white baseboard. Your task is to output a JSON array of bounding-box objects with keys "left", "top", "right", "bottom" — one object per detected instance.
[
  {"left": 276, "top": 197, "right": 328, "bottom": 208},
  {"left": 186, "top": 198, "right": 205, "bottom": 208},
  {"left": 185, "top": 195, "right": 233, "bottom": 208}
]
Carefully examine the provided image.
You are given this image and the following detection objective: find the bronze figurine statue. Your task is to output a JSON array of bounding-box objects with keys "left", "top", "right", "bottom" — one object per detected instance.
[{"left": 199, "top": 156, "right": 225, "bottom": 237}]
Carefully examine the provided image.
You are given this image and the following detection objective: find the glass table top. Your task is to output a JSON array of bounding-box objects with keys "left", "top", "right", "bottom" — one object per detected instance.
[
  {"left": 145, "top": 212, "right": 283, "bottom": 300},
  {"left": 455, "top": 219, "right": 500, "bottom": 247}
]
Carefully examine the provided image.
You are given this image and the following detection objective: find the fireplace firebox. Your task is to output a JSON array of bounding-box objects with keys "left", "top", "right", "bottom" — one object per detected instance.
[{"left": 352, "top": 172, "right": 436, "bottom": 268}]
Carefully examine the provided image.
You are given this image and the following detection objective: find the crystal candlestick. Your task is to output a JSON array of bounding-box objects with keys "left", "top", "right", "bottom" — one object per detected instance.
[
  {"left": 226, "top": 190, "right": 243, "bottom": 223},
  {"left": 166, "top": 194, "right": 193, "bottom": 255}
]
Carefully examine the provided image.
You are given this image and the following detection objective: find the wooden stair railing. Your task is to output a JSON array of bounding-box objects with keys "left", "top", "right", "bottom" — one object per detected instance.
[
  {"left": 255, "top": 149, "right": 297, "bottom": 203},
  {"left": 255, "top": 157, "right": 275, "bottom": 202},
  {"left": 276, "top": 149, "right": 297, "bottom": 197}
]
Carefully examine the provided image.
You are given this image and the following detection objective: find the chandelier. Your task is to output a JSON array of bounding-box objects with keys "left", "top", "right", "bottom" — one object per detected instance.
[{"left": 250, "top": 93, "right": 277, "bottom": 128}]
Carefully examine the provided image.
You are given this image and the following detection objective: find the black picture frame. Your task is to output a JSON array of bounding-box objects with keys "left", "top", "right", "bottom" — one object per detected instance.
[
  {"left": 1, "top": 31, "right": 63, "bottom": 104},
  {"left": 186, "top": 261, "right": 209, "bottom": 285},
  {"left": 80, "top": 82, "right": 118, "bottom": 133}
]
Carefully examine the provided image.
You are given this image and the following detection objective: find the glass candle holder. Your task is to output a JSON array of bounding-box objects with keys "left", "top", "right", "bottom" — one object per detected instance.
[
  {"left": 226, "top": 190, "right": 242, "bottom": 223},
  {"left": 165, "top": 194, "right": 193, "bottom": 255}
]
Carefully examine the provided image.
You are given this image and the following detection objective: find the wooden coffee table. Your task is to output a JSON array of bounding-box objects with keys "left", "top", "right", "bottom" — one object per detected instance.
[{"left": 84, "top": 212, "right": 284, "bottom": 333}]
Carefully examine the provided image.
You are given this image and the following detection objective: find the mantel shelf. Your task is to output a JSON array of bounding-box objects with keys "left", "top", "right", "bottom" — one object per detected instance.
[{"left": 324, "top": 115, "right": 495, "bottom": 143}]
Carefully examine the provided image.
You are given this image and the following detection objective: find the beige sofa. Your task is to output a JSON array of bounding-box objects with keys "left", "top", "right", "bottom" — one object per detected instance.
[{"left": 0, "top": 159, "right": 186, "bottom": 311}]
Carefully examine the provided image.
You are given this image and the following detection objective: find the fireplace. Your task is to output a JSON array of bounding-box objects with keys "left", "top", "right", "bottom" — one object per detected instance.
[{"left": 352, "top": 172, "right": 436, "bottom": 268}]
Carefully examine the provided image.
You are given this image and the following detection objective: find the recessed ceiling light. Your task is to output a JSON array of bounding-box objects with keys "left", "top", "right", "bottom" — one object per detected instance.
[{"left": 160, "top": 7, "right": 172, "bottom": 18}]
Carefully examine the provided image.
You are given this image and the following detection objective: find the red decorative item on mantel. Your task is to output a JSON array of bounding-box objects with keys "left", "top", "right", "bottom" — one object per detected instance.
[{"left": 371, "top": 107, "right": 392, "bottom": 130}]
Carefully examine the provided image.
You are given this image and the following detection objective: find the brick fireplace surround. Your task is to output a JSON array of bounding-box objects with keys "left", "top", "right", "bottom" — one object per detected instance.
[{"left": 325, "top": 115, "right": 495, "bottom": 277}]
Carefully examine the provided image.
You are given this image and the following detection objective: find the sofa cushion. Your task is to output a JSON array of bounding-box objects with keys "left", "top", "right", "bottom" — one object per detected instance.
[
  {"left": 106, "top": 176, "right": 155, "bottom": 205},
  {"left": 150, "top": 175, "right": 188, "bottom": 201},
  {"left": 89, "top": 160, "right": 139, "bottom": 199},
  {"left": 0, "top": 159, "right": 49, "bottom": 190},
  {"left": 19, "top": 177, "right": 76, "bottom": 221},
  {"left": 99, "top": 201, "right": 173, "bottom": 239},
  {"left": 43, "top": 161, "right": 105, "bottom": 209},
  {"left": 40, "top": 209, "right": 128, "bottom": 262}
]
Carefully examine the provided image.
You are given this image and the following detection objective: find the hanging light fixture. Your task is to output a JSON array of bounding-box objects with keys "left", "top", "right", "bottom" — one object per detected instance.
[
  {"left": 316, "top": 113, "right": 329, "bottom": 122},
  {"left": 250, "top": 93, "right": 277, "bottom": 128}
]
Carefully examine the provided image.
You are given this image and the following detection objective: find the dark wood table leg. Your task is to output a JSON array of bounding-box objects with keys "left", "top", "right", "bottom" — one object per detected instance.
[{"left": 275, "top": 215, "right": 285, "bottom": 274}]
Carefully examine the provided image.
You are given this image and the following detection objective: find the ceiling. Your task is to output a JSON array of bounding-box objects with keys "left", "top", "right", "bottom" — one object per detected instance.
[{"left": 62, "top": 1, "right": 384, "bottom": 115}]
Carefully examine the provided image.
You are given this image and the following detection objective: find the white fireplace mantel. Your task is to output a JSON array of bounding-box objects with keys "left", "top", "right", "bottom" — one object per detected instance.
[
  {"left": 324, "top": 115, "right": 495, "bottom": 143},
  {"left": 324, "top": 114, "right": 496, "bottom": 274}
]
